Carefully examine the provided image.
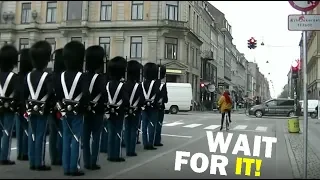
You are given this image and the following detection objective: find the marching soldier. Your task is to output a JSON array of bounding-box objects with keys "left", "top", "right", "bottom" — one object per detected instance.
[
  {"left": 154, "top": 65, "right": 168, "bottom": 147},
  {"left": 141, "top": 62, "right": 162, "bottom": 150},
  {"left": 48, "top": 48, "right": 64, "bottom": 166},
  {"left": 100, "top": 59, "right": 109, "bottom": 154},
  {"left": 105, "top": 56, "right": 129, "bottom": 162},
  {"left": 83, "top": 45, "right": 106, "bottom": 170},
  {"left": 16, "top": 48, "right": 33, "bottom": 161},
  {"left": 0, "top": 45, "right": 19, "bottom": 165},
  {"left": 24, "top": 41, "right": 53, "bottom": 171},
  {"left": 55, "top": 41, "right": 88, "bottom": 176},
  {"left": 124, "top": 60, "right": 144, "bottom": 156},
  {"left": 136, "top": 63, "right": 143, "bottom": 145}
]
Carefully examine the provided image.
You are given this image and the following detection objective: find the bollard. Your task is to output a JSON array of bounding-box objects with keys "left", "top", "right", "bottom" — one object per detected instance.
[{"left": 288, "top": 116, "right": 300, "bottom": 133}]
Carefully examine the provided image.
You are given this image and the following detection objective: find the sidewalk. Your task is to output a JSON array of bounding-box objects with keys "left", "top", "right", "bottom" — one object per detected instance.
[{"left": 284, "top": 118, "right": 320, "bottom": 179}]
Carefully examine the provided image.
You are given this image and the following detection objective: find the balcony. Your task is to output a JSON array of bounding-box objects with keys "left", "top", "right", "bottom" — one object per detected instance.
[
  {"left": 201, "top": 50, "right": 214, "bottom": 61},
  {"left": 159, "top": 20, "right": 187, "bottom": 29},
  {"left": 59, "top": 20, "right": 88, "bottom": 29}
]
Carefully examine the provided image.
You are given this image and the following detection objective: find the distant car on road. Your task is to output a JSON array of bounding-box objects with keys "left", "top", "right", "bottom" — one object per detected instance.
[{"left": 248, "top": 98, "right": 298, "bottom": 118}]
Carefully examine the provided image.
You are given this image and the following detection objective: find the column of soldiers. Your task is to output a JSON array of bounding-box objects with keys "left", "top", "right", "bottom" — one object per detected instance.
[{"left": 0, "top": 40, "right": 168, "bottom": 176}]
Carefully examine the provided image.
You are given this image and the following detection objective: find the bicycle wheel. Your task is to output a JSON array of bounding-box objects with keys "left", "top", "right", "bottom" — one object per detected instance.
[{"left": 225, "top": 114, "right": 229, "bottom": 130}]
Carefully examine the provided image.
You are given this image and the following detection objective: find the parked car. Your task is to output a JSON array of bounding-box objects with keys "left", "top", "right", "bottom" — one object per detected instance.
[{"left": 248, "top": 98, "right": 299, "bottom": 118}]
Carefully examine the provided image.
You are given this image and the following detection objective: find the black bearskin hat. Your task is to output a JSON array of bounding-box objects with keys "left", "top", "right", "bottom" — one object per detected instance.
[
  {"left": 85, "top": 45, "right": 104, "bottom": 73},
  {"left": 63, "top": 41, "right": 85, "bottom": 71},
  {"left": 107, "top": 56, "right": 127, "bottom": 80},
  {"left": 19, "top": 48, "right": 33, "bottom": 75},
  {"left": 0, "top": 45, "right": 19, "bottom": 72},
  {"left": 53, "top": 48, "right": 65, "bottom": 73},
  {"left": 29, "top": 40, "right": 52, "bottom": 70},
  {"left": 127, "top": 60, "right": 142, "bottom": 81},
  {"left": 143, "top": 62, "right": 158, "bottom": 80}
]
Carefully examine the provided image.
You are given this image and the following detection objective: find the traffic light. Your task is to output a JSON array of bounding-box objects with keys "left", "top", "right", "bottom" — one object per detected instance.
[
  {"left": 247, "top": 37, "right": 257, "bottom": 49},
  {"left": 200, "top": 83, "right": 205, "bottom": 88},
  {"left": 291, "top": 65, "right": 299, "bottom": 79}
]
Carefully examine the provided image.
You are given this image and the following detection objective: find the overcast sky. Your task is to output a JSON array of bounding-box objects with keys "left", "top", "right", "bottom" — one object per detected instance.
[{"left": 209, "top": 1, "right": 302, "bottom": 98}]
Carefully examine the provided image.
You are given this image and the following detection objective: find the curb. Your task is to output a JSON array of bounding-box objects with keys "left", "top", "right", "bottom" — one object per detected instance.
[{"left": 283, "top": 124, "right": 301, "bottom": 179}]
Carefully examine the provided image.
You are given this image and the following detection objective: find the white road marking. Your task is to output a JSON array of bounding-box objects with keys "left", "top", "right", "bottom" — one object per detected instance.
[
  {"left": 232, "top": 125, "right": 248, "bottom": 130},
  {"left": 255, "top": 126, "right": 268, "bottom": 132},
  {"left": 204, "top": 125, "right": 220, "bottom": 130},
  {"left": 161, "top": 134, "right": 192, "bottom": 138},
  {"left": 163, "top": 122, "right": 184, "bottom": 127},
  {"left": 183, "top": 124, "right": 203, "bottom": 128}
]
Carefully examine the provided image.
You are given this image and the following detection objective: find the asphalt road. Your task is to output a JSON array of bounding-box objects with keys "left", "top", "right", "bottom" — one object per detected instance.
[{"left": 0, "top": 112, "right": 294, "bottom": 179}]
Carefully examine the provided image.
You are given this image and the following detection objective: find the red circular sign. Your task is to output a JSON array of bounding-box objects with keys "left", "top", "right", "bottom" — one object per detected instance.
[{"left": 289, "top": 1, "right": 319, "bottom": 12}]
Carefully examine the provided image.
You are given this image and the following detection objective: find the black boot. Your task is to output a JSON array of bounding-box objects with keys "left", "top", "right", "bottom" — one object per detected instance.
[
  {"left": 154, "top": 143, "right": 163, "bottom": 147},
  {"left": 0, "top": 160, "right": 15, "bottom": 165},
  {"left": 127, "top": 152, "right": 137, "bottom": 157},
  {"left": 21, "top": 155, "right": 29, "bottom": 161},
  {"left": 71, "top": 170, "right": 85, "bottom": 176},
  {"left": 36, "top": 165, "right": 51, "bottom": 171},
  {"left": 91, "top": 164, "right": 101, "bottom": 170}
]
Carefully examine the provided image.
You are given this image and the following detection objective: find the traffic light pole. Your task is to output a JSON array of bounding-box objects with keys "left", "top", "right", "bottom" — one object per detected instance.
[{"left": 302, "top": 11, "right": 308, "bottom": 180}]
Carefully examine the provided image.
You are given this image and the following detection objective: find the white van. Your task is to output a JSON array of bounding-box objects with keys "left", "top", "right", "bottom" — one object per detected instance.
[
  {"left": 165, "top": 83, "right": 193, "bottom": 114},
  {"left": 299, "top": 99, "right": 319, "bottom": 113}
]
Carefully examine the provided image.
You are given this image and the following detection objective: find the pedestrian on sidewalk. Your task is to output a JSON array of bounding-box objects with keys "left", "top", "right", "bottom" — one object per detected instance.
[{"left": 217, "top": 90, "right": 233, "bottom": 131}]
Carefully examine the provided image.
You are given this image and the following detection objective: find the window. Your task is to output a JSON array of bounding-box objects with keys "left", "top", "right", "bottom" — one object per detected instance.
[
  {"left": 166, "top": 1, "right": 178, "bottom": 21},
  {"left": 131, "top": 1, "right": 143, "bottom": 20},
  {"left": 21, "top": 3, "right": 31, "bottom": 24},
  {"left": 130, "top": 37, "right": 142, "bottom": 58},
  {"left": 193, "top": 49, "right": 198, "bottom": 67},
  {"left": 19, "top": 38, "right": 29, "bottom": 50},
  {"left": 71, "top": 37, "right": 82, "bottom": 43},
  {"left": 67, "top": 1, "right": 83, "bottom": 20},
  {"left": 266, "top": 100, "right": 276, "bottom": 106},
  {"left": 99, "top": 37, "right": 110, "bottom": 58},
  {"left": 165, "top": 37, "right": 178, "bottom": 60},
  {"left": 278, "top": 100, "right": 294, "bottom": 106},
  {"left": 188, "top": 5, "right": 191, "bottom": 26},
  {"left": 190, "top": 47, "right": 194, "bottom": 66},
  {"left": 100, "top": 1, "right": 112, "bottom": 21},
  {"left": 196, "top": 15, "right": 199, "bottom": 33},
  {"left": 45, "top": 38, "right": 56, "bottom": 52},
  {"left": 46, "top": 1, "right": 57, "bottom": 23},
  {"left": 186, "top": 43, "right": 189, "bottom": 63}
]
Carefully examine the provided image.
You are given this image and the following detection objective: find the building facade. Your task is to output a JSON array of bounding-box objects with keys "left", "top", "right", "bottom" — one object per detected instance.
[
  {"left": 0, "top": 1, "right": 205, "bottom": 100},
  {"left": 0, "top": 1, "right": 270, "bottom": 107},
  {"left": 306, "top": 6, "right": 320, "bottom": 99}
]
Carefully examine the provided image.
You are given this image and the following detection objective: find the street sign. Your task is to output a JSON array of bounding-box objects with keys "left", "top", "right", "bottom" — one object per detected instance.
[
  {"left": 208, "top": 84, "right": 216, "bottom": 93},
  {"left": 289, "top": 1, "right": 319, "bottom": 12},
  {"left": 288, "top": 14, "right": 320, "bottom": 31}
]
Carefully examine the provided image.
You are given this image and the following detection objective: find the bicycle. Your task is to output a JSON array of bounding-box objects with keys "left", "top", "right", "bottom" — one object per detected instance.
[{"left": 219, "top": 108, "right": 231, "bottom": 131}]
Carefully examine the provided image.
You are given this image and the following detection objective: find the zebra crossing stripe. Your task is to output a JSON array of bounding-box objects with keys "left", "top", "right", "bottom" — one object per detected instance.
[
  {"left": 183, "top": 124, "right": 203, "bottom": 128},
  {"left": 204, "top": 125, "right": 220, "bottom": 130},
  {"left": 163, "top": 122, "right": 184, "bottom": 127},
  {"left": 232, "top": 125, "right": 247, "bottom": 130},
  {"left": 255, "top": 126, "right": 268, "bottom": 131}
]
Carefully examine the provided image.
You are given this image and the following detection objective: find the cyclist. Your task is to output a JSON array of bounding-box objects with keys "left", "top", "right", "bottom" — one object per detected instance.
[{"left": 217, "top": 90, "right": 233, "bottom": 131}]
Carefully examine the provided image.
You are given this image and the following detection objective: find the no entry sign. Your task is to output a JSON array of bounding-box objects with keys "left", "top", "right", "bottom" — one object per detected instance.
[{"left": 289, "top": 1, "right": 319, "bottom": 12}]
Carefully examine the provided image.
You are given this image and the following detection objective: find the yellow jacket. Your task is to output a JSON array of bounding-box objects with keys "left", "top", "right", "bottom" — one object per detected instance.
[{"left": 218, "top": 96, "right": 232, "bottom": 113}]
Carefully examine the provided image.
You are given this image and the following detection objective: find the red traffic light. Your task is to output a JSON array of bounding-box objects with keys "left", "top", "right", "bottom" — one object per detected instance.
[
  {"left": 291, "top": 66, "right": 299, "bottom": 72},
  {"left": 200, "top": 83, "right": 205, "bottom": 88},
  {"left": 250, "top": 39, "right": 255, "bottom": 43}
]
